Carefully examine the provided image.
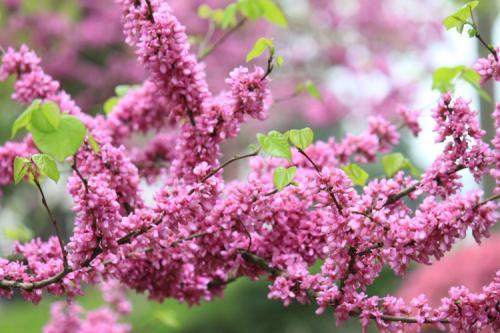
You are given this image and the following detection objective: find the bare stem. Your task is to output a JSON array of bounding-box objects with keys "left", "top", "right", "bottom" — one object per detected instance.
[
  {"left": 32, "top": 176, "right": 68, "bottom": 270},
  {"left": 470, "top": 10, "right": 498, "bottom": 61},
  {"left": 199, "top": 19, "right": 247, "bottom": 60},
  {"left": 198, "top": 149, "right": 260, "bottom": 184},
  {"left": 297, "top": 148, "right": 343, "bottom": 213}
]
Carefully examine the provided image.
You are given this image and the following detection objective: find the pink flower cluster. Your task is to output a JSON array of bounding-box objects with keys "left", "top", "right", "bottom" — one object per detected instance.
[
  {"left": 44, "top": 301, "right": 130, "bottom": 333},
  {"left": 0, "top": 2, "right": 498, "bottom": 333},
  {"left": 473, "top": 47, "right": 500, "bottom": 84}
]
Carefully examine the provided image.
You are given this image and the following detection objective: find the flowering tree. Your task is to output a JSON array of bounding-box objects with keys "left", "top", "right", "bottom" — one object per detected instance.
[{"left": 0, "top": 1, "right": 499, "bottom": 332}]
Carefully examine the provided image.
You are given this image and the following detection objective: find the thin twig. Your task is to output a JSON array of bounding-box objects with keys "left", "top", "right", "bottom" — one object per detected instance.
[
  {"left": 199, "top": 149, "right": 260, "bottom": 184},
  {"left": 470, "top": 9, "right": 498, "bottom": 61},
  {"left": 199, "top": 19, "right": 247, "bottom": 60},
  {"left": 297, "top": 147, "right": 343, "bottom": 213},
  {"left": 32, "top": 176, "right": 68, "bottom": 270}
]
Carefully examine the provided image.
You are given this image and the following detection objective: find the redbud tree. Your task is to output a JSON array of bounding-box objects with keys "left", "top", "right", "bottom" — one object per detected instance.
[{"left": 0, "top": 1, "right": 498, "bottom": 332}]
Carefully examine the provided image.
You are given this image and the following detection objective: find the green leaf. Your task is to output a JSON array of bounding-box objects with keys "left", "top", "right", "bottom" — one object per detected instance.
[
  {"left": 3, "top": 224, "right": 33, "bottom": 242},
  {"left": 221, "top": 3, "right": 238, "bottom": 29},
  {"left": 238, "top": 0, "right": 263, "bottom": 20},
  {"left": 402, "top": 159, "right": 421, "bottom": 178},
  {"left": 432, "top": 66, "right": 464, "bottom": 93},
  {"left": 258, "top": 0, "right": 288, "bottom": 27},
  {"left": 257, "top": 131, "right": 292, "bottom": 161},
  {"left": 103, "top": 97, "right": 119, "bottom": 115},
  {"left": 31, "top": 153, "right": 60, "bottom": 182},
  {"left": 31, "top": 115, "right": 87, "bottom": 162},
  {"left": 382, "top": 153, "right": 406, "bottom": 177},
  {"left": 246, "top": 37, "right": 274, "bottom": 62},
  {"left": 31, "top": 101, "right": 61, "bottom": 133},
  {"left": 276, "top": 55, "right": 284, "bottom": 67},
  {"left": 197, "top": 4, "right": 213, "bottom": 19},
  {"left": 382, "top": 153, "right": 421, "bottom": 178},
  {"left": 305, "top": 80, "right": 322, "bottom": 100},
  {"left": 273, "top": 166, "right": 297, "bottom": 191},
  {"left": 289, "top": 127, "right": 314, "bottom": 150},
  {"left": 13, "top": 157, "right": 30, "bottom": 184},
  {"left": 461, "top": 68, "right": 492, "bottom": 102},
  {"left": 341, "top": 163, "right": 369, "bottom": 186},
  {"left": 467, "top": 28, "right": 477, "bottom": 38},
  {"left": 442, "top": 1, "right": 479, "bottom": 32},
  {"left": 11, "top": 99, "right": 41, "bottom": 138},
  {"left": 87, "top": 132, "right": 101, "bottom": 154},
  {"left": 115, "top": 85, "right": 132, "bottom": 97}
]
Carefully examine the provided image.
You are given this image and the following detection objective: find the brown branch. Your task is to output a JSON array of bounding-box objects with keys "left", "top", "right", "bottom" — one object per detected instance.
[
  {"left": 470, "top": 9, "right": 498, "bottom": 61},
  {"left": 199, "top": 19, "right": 247, "bottom": 60},
  {"left": 385, "top": 165, "right": 466, "bottom": 206},
  {"left": 198, "top": 149, "right": 260, "bottom": 184},
  {"left": 238, "top": 251, "right": 452, "bottom": 325},
  {"left": 32, "top": 175, "right": 68, "bottom": 270},
  {"left": 297, "top": 147, "right": 344, "bottom": 213}
]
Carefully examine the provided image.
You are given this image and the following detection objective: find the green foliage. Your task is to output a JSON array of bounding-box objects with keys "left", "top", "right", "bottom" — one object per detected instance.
[
  {"left": 273, "top": 166, "right": 297, "bottom": 191},
  {"left": 382, "top": 153, "right": 420, "bottom": 178},
  {"left": 198, "top": 0, "right": 287, "bottom": 29},
  {"left": 295, "top": 80, "right": 322, "bottom": 100},
  {"left": 103, "top": 97, "right": 119, "bottom": 115},
  {"left": 31, "top": 114, "right": 86, "bottom": 162},
  {"left": 103, "top": 84, "right": 140, "bottom": 115},
  {"left": 432, "top": 66, "right": 491, "bottom": 102},
  {"left": 13, "top": 157, "right": 30, "bottom": 184},
  {"left": 11, "top": 99, "right": 41, "bottom": 138},
  {"left": 246, "top": 37, "right": 274, "bottom": 62},
  {"left": 289, "top": 128, "right": 314, "bottom": 150},
  {"left": 257, "top": 0, "right": 288, "bottom": 27},
  {"left": 276, "top": 55, "right": 284, "bottom": 67},
  {"left": 31, "top": 153, "right": 60, "bottom": 183},
  {"left": 87, "top": 133, "right": 101, "bottom": 154},
  {"left": 257, "top": 131, "right": 292, "bottom": 161},
  {"left": 442, "top": 1, "right": 479, "bottom": 33},
  {"left": 341, "top": 163, "right": 369, "bottom": 186},
  {"left": 31, "top": 101, "right": 61, "bottom": 133},
  {"left": 3, "top": 224, "right": 33, "bottom": 242},
  {"left": 222, "top": 3, "right": 238, "bottom": 28}
]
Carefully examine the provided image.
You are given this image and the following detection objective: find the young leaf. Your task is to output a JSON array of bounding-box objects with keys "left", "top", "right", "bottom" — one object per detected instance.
[
  {"left": 104, "top": 97, "right": 119, "bottom": 115},
  {"left": 246, "top": 37, "right": 274, "bottom": 62},
  {"left": 31, "top": 101, "right": 61, "bottom": 133},
  {"left": 442, "top": 1, "right": 479, "bottom": 33},
  {"left": 402, "top": 159, "right": 421, "bottom": 178},
  {"left": 305, "top": 80, "right": 322, "bottom": 100},
  {"left": 382, "top": 153, "right": 406, "bottom": 177},
  {"left": 221, "top": 3, "right": 238, "bottom": 29},
  {"left": 13, "top": 157, "right": 30, "bottom": 184},
  {"left": 115, "top": 85, "right": 131, "bottom": 97},
  {"left": 258, "top": 0, "right": 288, "bottom": 27},
  {"left": 31, "top": 115, "right": 87, "bottom": 162},
  {"left": 273, "top": 166, "right": 297, "bottom": 191},
  {"left": 238, "top": 0, "right": 263, "bottom": 20},
  {"left": 276, "top": 55, "right": 284, "bottom": 67},
  {"left": 31, "top": 153, "right": 60, "bottom": 182},
  {"left": 3, "top": 224, "right": 33, "bottom": 242},
  {"left": 257, "top": 131, "right": 292, "bottom": 161},
  {"left": 11, "top": 99, "right": 41, "bottom": 138},
  {"left": 197, "top": 4, "right": 213, "bottom": 19},
  {"left": 87, "top": 132, "right": 101, "bottom": 154},
  {"left": 289, "top": 128, "right": 314, "bottom": 150},
  {"left": 432, "top": 66, "right": 463, "bottom": 93},
  {"left": 341, "top": 163, "right": 369, "bottom": 186},
  {"left": 461, "top": 68, "right": 492, "bottom": 102}
]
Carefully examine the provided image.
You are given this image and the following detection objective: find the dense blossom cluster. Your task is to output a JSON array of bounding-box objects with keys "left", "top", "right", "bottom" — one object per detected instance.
[
  {"left": 474, "top": 48, "right": 500, "bottom": 84},
  {"left": 0, "top": 1, "right": 498, "bottom": 332}
]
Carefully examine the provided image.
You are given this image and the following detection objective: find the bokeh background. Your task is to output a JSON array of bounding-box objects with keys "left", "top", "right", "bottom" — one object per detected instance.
[{"left": 0, "top": 0, "right": 498, "bottom": 332}]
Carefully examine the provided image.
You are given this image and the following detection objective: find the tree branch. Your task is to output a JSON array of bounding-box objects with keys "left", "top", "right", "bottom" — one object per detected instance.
[{"left": 199, "top": 19, "right": 247, "bottom": 60}]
